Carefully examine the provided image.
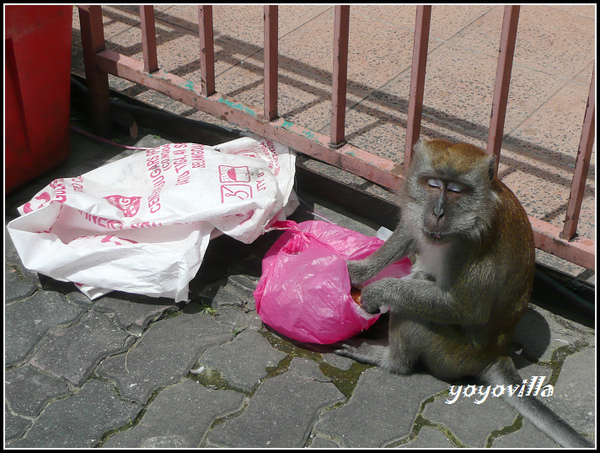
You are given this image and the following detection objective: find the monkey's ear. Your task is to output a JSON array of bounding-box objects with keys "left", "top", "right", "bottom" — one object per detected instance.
[
  {"left": 487, "top": 155, "right": 497, "bottom": 181},
  {"left": 413, "top": 139, "right": 426, "bottom": 155}
]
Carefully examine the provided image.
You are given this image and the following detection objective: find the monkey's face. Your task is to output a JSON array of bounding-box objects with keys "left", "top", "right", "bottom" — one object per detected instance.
[
  {"left": 418, "top": 176, "right": 470, "bottom": 242},
  {"left": 404, "top": 139, "right": 499, "bottom": 243}
]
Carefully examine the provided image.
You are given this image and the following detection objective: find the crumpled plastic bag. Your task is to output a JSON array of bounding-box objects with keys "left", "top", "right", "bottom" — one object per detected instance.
[
  {"left": 254, "top": 220, "right": 412, "bottom": 344},
  {"left": 7, "top": 133, "right": 297, "bottom": 302}
]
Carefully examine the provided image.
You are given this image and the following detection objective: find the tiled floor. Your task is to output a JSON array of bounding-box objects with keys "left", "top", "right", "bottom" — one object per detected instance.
[{"left": 70, "top": 5, "right": 595, "bottom": 278}]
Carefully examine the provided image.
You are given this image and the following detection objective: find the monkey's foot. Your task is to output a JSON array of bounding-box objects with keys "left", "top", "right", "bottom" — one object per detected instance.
[
  {"left": 335, "top": 341, "right": 415, "bottom": 375},
  {"left": 334, "top": 342, "right": 387, "bottom": 368}
]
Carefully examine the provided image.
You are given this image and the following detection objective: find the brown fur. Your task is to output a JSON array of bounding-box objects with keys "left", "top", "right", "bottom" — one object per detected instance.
[{"left": 337, "top": 139, "right": 591, "bottom": 447}]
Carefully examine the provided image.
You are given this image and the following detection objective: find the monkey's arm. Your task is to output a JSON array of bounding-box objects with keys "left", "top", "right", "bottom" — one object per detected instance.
[
  {"left": 360, "top": 277, "right": 492, "bottom": 325},
  {"left": 347, "top": 223, "right": 415, "bottom": 285}
]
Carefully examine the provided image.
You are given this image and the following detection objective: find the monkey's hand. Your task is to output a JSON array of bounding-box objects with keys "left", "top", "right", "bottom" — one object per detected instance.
[
  {"left": 347, "top": 259, "right": 377, "bottom": 286},
  {"left": 356, "top": 280, "right": 389, "bottom": 314}
]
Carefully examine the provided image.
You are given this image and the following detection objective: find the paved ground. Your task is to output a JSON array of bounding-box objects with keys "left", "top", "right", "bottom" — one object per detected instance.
[
  {"left": 5, "top": 5, "right": 595, "bottom": 446},
  {"left": 4, "top": 114, "right": 595, "bottom": 447}
]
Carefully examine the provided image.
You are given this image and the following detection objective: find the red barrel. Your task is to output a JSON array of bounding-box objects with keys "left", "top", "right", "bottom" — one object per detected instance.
[{"left": 5, "top": 5, "right": 72, "bottom": 191}]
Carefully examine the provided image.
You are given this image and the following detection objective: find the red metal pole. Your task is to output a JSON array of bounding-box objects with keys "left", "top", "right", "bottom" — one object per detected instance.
[
  {"left": 264, "top": 6, "right": 279, "bottom": 121},
  {"left": 560, "top": 69, "right": 595, "bottom": 241},
  {"left": 331, "top": 5, "right": 350, "bottom": 147},
  {"left": 78, "top": 5, "right": 111, "bottom": 136},
  {"left": 140, "top": 6, "right": 158, "bottom": 73},
  {"left": 404, "top": 5, "right": 432, "bottom": 171},
  {"left": 487, "top": 5, "right": 520, "bottom": 173},
  {"left": 198, "top": 5, "right": 216, "bottom": 97}
]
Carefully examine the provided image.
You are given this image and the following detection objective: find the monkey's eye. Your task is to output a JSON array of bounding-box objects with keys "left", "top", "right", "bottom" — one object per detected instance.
[
  {"left": 427, "top": 179, "right": 443, "bottom": 189},
  {"left": 447, "top": 182, "right": 464, "bottom": 193}
]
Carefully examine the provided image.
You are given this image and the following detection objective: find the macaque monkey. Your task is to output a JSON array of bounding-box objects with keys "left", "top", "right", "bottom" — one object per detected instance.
[{"left": 337, "top": 139, "right": 592, "bottom": 448}]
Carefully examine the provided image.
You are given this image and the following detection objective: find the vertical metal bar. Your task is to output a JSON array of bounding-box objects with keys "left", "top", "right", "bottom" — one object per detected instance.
[
  {"left": 487, "top": 5, "right": 520, "bottom": 173},
  {"left": 264, "top": 6, "right": 279, "bottom": 121},
  {"left": 561, "top": 70, "right": 595, "bottom": 241},
  {"left": 78, "top": 5, "right": 111, "bottom": 135},
  {"left": 404, "top": 5, "right": 432, "bottom": 171},
  {"left": 198, "top": 5, "right": 216, "bottom": 97},
  {"left": 331, "top": 5, "right": 350, "bottom": 147},
  {"left": 140, "top": 5, "right": 158, "bottom": 73}
]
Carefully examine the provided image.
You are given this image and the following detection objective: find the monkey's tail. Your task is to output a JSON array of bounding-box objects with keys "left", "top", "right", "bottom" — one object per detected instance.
[{"left": 480, "top": 356, "right": 593, "bottom": 448}]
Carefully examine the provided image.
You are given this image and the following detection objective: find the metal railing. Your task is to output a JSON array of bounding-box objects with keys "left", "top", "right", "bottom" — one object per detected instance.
[{"left": 77, "top": 5, "right": 595, "bottom": 270}]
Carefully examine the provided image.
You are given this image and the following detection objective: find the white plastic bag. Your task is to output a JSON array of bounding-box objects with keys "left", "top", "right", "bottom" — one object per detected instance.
[{"left": 7, "top": 134, "right": 297, "bottom": 302}]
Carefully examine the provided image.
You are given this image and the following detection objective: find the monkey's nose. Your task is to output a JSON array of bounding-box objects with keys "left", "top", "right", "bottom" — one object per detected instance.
[{"left": 433, "top": 196, "right": 445, "bottom": 220}]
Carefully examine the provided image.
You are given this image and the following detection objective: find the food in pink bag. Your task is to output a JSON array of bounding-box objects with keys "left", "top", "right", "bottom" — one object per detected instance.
[{"left": 254, "top": 220, "right": 412, "bottom": 344}]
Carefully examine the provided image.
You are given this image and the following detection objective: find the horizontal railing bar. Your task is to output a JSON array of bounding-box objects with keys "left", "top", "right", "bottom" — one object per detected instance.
[
  {"left": 95, "top": 48, "right": 403, "bottom": 191},
  {"left": 530, "top": 218, "right": 595, "bottom": 270},
  {"left": 94, "top": 47, "right": 594, "bottom": 270}
]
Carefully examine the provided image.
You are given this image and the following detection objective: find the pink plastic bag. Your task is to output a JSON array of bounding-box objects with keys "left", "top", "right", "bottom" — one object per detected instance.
[{"left": 254, "top": 220, "right": 412, "bottom": 344}]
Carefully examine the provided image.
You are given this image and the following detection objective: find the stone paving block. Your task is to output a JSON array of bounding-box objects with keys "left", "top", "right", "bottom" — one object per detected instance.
[
  {"left": 513, "top": 304, "right": 593, "bottom": 362},
  {"left": 93, "top": 294, "right": 178, "bottom": 336},
  {"left": 5, "top": 291, "right": 84, "bottom": 366},
  {"left": 314, "top": 367, "right": 448, "bottom": 448},
  {"left": 28, "top": 310, "right": 135, "bottom": 386},
  {"left": 207, "top": 358, "right": 345, "bottom": 448},
  {"left": 322, "top": 352, "right": 355, "bottom": 371},
  {"left": 103, "top": 379, "right": 245, "bottom": 448},
  {"left": 422, "top": 387, "right": 517, "bottom": 447},
  {"left": 308, "top": 435, "right": 341, "bottom": 448},
  {"left": 213, "top": 305, "right": 264, "bottom": 332},
  {"left": 96, "top": 304, "right": 233, "bottom": 404},
  {"left": 5, "top": 364, "right": 71, "bottom": 417},
  {"left": 507, "top": 354, "right": 595, "bottom": 443},
  {"left": 5, "top": 264, "right": 38, "bottom": 303},
  {"left": 15, "top": 261, "right": 43, "bottom": 286},
  {"left": 196, "top": 330, "right": 287, "bottom": 392},
  {"left": 399, "top": 426, "right": 456, "bottom": 448},
  {"left": 138, "top": 436, "right": 188, "bottom": 448},
  {"left": 65, "top": 290, "right": 97, "bottom": 308},
  {"left": 195, "top": 273, "right": 262, "bottom": 330},
  {"left": 546, "top": 347, "right": 596, "bottom": 435},
  {"left": 200, "top": 274, "right": 257, "bottom": 311},
  {"left": 289, "top": 356, "right": 335, "bottom": 382},
  {"left": 5, "top": 408, "right": 32, "bottom": 442},
  {"left": 308, "top": 437, "right": 341, "bottom": 449},
  {"left": 7, "top": 379, "right": 141, "bottom": 448},
  {"left": 490, "top": 419, "right": 558, "bottom": 448}
]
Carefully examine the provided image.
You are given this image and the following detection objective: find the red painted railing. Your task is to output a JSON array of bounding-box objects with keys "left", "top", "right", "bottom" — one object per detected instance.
[{"left": 77, "top": 5, "right": 595, "bottom": 270}]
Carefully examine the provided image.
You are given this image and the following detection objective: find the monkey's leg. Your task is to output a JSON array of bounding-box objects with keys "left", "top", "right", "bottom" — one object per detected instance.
[
  {"left": 335, "top": 314, "right": 418, "bottom": 374},
  {"left": 418, "top": 325, "right": 492, "bottom": 380}
]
